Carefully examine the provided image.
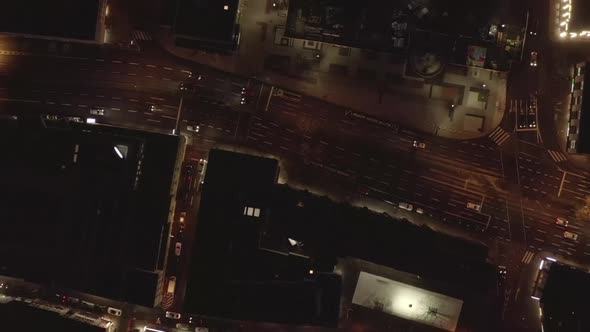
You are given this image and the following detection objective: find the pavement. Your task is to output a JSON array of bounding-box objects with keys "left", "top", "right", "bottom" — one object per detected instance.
[{"left": 154, "top": 0, "right": 507, "bottom": 140}]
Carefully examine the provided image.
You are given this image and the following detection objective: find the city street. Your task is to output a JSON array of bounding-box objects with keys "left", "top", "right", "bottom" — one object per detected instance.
[{"left": 1, "top": 6, "right": 590, "bottom": 327}]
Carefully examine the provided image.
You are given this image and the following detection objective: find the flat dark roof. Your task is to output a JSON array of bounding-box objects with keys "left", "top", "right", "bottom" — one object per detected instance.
[
  {"left": 0, "top": 120, "right": 178, "bottom": 307},
  {"left": 571, "top": 0, "right": 590, "bottom": 31},
  {"left": 541, "top": 263, "right": 590, "bottom": 331},
  {"left": 173, "top": 0, "right": 239, "bottom": 45},
  {"left": 0, "top": 0, "right": 100, "bottom": 40},
  {"left": 0, "top": 300, "right": 104, "bottom": 332}
]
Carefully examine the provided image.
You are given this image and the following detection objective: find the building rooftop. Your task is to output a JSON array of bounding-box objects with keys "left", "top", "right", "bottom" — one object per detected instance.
[
  {"left": 570, "top": 0, "right": 590, "bottom": 31},
  {"left": 173, "top": 0, "right": 239, "bottom": 51},
  {"left": 541, "top": 262, "right": 590, "bottom": 331},
  {"left": 0, "top": 118, "right": 179, "bottom": 307},
  {"left": 0, "top": 298, "right": 106, "bottom": 332},
  {"left": 0, "top": 0, "right": 102, "bottom": 41}
]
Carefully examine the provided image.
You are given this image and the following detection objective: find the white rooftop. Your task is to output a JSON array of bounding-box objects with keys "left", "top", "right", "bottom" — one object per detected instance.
[{"left": 352, "top": 272, "right": 463, "bottom": 332}]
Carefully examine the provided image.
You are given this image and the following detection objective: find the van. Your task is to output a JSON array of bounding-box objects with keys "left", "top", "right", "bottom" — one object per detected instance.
[
  {"left": 107, "top": 307, "right": 122, "bottom": 316},
  {"left": 167, "top": 277, "right": 177, "bottom": 294}
]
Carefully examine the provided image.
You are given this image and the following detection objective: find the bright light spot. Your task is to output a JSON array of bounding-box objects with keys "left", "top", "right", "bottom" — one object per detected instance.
[
  {"left": 105, "top": 5, "right": 109, "bottom": 16},
  {"left": 288, "top": 238, "right": 298, "bottom": 246},
  {"left": 223, "top": 5, "right": 229, "bottom": 10},
  {"left": 539, "top": 307, "right": 543, "bottom": 317},
  {"left": 546, "top": 257, "right": 556, "bottom": 262},
  {"left": 86, "top": 118, "right": 96, "bottom": 124},
  {"left": 114, "top": 146, "right": 124, "bottom": 159},
  {"left": 309, "top": 269, "right": 314, "bottom": 275},
  {"left": 539, "top": 260, "right": 544, "bottom": 270},
  {"left": 560, "top": 31, "right": 567, "bottom": 37},
  {"left": 531, "top": 296, "right": 540, "bottom": 301},
  {"left": 571, "top": 32, "right": 578, "bottom": 38}
]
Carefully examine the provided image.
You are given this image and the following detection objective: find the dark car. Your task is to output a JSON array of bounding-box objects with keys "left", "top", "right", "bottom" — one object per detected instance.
[{"left": 179, "top": 82, "right": 195, "bottom": 93}]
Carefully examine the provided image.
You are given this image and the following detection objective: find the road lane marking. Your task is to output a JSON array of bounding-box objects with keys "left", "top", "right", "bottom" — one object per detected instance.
[
  {"left": 47, "top": 101, "right": 55, "bottom": 104},
  {"left": 95, "top": 59, "right": 104, "bottom": 62},
  {"left": 147, "top": 119, "right": 160, "bottom": 123},
  {"left": 112, "top": 60, "right": 122, "bottom": 64},
  {"left": 112, "top": 97, "right": 121, "bottom": 100},
  {"left": 112, "top": 108, "right": 120, "bottom": 111},
  {"left": 61, "top": 103, "right": 71, "bottom": 106},
  {"left": 161, "top": 115, "right": 175, "bottom": 120},
  {"left": 96, "top": 95, "right": 104, "bottom": 98},
  {"left": 163, "top": 67, "right": 173, "bottom": 70},
  {"left": 129, "top": 99, "right": 139, "bottom": 102},
  {"left": 129, "top": 62, "right": 139, "bottom": 65},
  {"left": 146, "top": 64, "right": 156, "bottom": 68},
  {"left": 150, "top": 97, "right": 165, "bottom": 101},
  {"left": 128, "top": 110, "right": 137, "bottom": 112},
  {"left": 163, "top": 77, "right": 171, "bottom": 81},
  {"left": 77, "top": 104, "right": 87, "bottom": 107},
  {"left": 111, "top": 71, "right": 120, "bottom": 74},
  {"left": 145, "top": 75, "right": 154, "bottom": 78},
  {"left": 128, "top": 73, "right": 137, "bottom": 76}
]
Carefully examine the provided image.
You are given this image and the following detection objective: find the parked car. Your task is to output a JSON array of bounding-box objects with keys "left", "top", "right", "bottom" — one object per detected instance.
[
  {"left": 416, "top": 208, "right": 424, "bottom": 214},
  {"left": 187, "top": 124, "right": 200, "bottom": 133},
  {"left": 398, "top": 202, "right": 413, "bottom": 211},
  {"left": 466, "top": 202, "right": 482, "bottom": 212},
  {"left": 107, "top": 307, "right": 122, "bottom": 316},
  {"left": 44, "top": 114, "right": 59, "bottom": 120},
  {"left": 175, "top": 242, "right": 182, "bottom": 256},
  {"left": 165, "top": 311, "right": 181, "bottom": 319}
]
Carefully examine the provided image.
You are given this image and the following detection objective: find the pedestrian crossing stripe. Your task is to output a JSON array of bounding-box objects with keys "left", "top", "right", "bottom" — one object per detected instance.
[
  {"left": 548, "top": 150, "right": 567, "bottom": 163},
  {"left": 132, "top": 30, "right": 151, "bottom": 41},
  {"left": 521, "top": 250, "right": 535, "bottom": 264},
  {"left": 489, "top": 127, "right": 511, "bottom": 145}
]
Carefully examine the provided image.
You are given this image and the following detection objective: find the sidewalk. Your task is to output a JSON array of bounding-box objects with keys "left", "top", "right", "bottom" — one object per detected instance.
[{"left": 155, "top": 1, "right": 507, "bottom": 139}]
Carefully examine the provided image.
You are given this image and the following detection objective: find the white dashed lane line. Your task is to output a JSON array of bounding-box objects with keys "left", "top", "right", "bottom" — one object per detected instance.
[
  {"left": 163, "top": 67, "right": 173, "bottom": 70},
  {"left": 129, "top": 62, "right": 139, "bottom": 65},
  {"left": 147, "top": 119, "right": 161, "bottom": 123},
  {"left": 146, "top": 64, "right": 156, "bottom": 68},
  {"left": 112, "top": 60, "right": 122, "bottom": 64}
]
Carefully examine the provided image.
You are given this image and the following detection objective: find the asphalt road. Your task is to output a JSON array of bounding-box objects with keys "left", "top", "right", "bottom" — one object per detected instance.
[{"left": 1, "top": 31, "right": 590, "bottom": 331}]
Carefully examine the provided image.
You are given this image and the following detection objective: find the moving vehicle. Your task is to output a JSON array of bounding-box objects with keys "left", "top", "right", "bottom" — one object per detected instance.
[
  {"left": 179, "top": 82, "right": 195, "bottom": 93},
  {"left": 107, "top": 307, "right": 122, "bottom": 316},
  {"left": 148, "top": 105, "right": 156, "bottom": 112},
  {"left": 556, "top": 217, "right": 568, "bottom": 227},
  {"left": 416, "top": 208, "right": 424, "bottom": 214},
  {"left": 175, "top": 242, "right": 182, "bottom": 256},
  {"left": 176, "top": 323, "right": 190, "bottom": 330},
  {"left": 466, "top": 202, "right": 482, "bottom": 212},
  {"left": 44, "top": 114, "right": 59, "bottom": 120},
  {"left": 187, "top": 124, "right": 200, "bottom": 133},
  {"left": 167, "top": 276, "right": 176, "bottom": 294},
  {"left": 564, "top": 231, "right": 579, "bottom": 241},
  {"left": 189, "top": 71, "right": 202, "bottom": 80},
  {"left": 412, "top": 140, "right": 426, "bottom": 149},
  {"left": 90, "top": 108, "right": 105, "bottom": 116},
  {"left": 398, "top": 202, "right": 413, "bottom": 211},
  {"left": 530, "top": 52, "right": 538, "bottom": 67},
  {"left": 179, "top": 211, "right": 186, "bottom": 223},
  {"left": 165, "top": 311, "right": 181, "bottom": 319},
  {"left": 240, "top": 87, "right": 254, "bottom": 105}
]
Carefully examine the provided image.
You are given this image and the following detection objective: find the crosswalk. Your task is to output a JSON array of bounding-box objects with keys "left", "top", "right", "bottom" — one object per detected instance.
[
  {"left": 489, "top": 127, "right": 511, "bottom": 146},
  {"left": 131, "top": 30, "right": 152, "bottom": 41},
  {"left": 521, "top": 250, "right": 535, "bottom": 264},
  {"left": 548, "top": 150, "right": 568, "bottom": 163}
]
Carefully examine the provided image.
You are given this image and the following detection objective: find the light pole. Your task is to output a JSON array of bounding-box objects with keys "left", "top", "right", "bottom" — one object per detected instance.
[{"left": 520, "top": 10, "right": 530, "bottom": 62}]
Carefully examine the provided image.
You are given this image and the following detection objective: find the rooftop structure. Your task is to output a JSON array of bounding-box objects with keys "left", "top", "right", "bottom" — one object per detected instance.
[
  {"left": 566, "top": 61, "right": 590, "bottom": 153},
  {"left": 173, "top": 0, "right": 240, "bottom": 52},
  {"left": 0, "top": 118, "right": 180, "bottom": 307},
  {"left": 0, "top": 0, "right": 106, "bottom": 42}
]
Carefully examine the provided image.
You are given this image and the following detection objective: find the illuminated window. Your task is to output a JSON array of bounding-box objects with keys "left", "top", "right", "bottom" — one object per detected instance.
[{"left": 243, "top": 206, "right": 261, "bottom": 218}]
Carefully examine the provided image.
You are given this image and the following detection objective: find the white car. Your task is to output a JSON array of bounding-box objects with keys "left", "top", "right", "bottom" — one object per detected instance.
[
  {"left": 412, "top": 140, "right": 426, "bottom": 149},
  {"left": 107, "top": 307, "right": 122, "bottom": 316},
  {"left": 398, "top": 202, "right": 413, "bottom": 211},
  {"left": 530, "top": 51, "right": 538, "bottom": 67},
  {"left": 165, "top": 311, "right": 181, "bottom": 319},
  {"left": 416, "top": 208, "right": 424, "bottom": 214},
  {"left": 556, "top": 217, "right": 568, "bottom": 227},
  {"left": 175, "top": 242, "right": 182, "bottom": 256},
  {"left": 466, "top": 202, "right": 482, "bottom": 212},
  {"left": 90, "top": 108, "right": 105, "bottom": 116},
  {"left": 187, "top": 125, "right": 200, "bottom": 133},
  {"left": 564, "top": 231, "right": 579, "bottom": 241}
]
